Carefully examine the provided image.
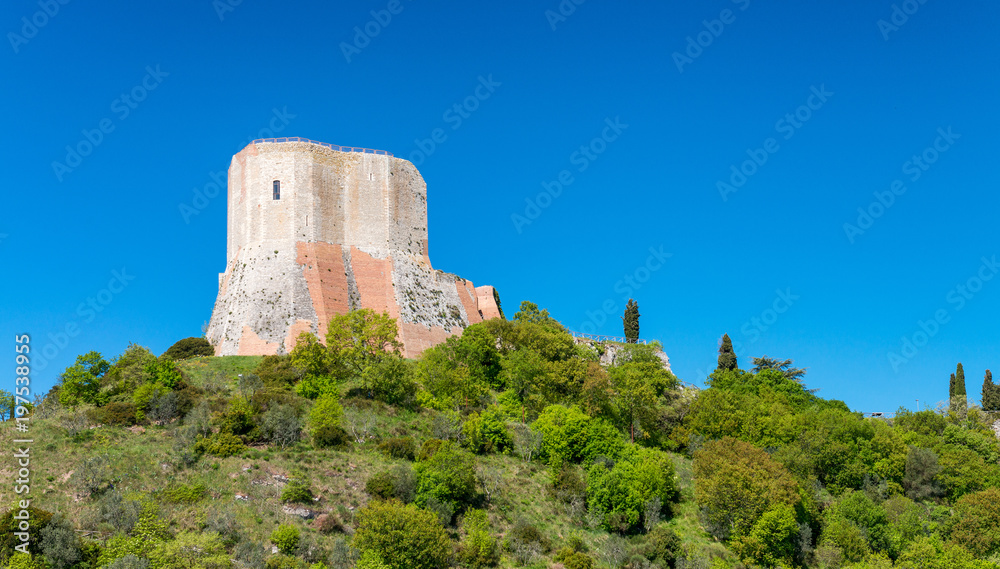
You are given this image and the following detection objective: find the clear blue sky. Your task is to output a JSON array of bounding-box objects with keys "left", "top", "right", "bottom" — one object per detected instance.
[{"left": 3, "top": 0, "right": 998, "bottom": 413}]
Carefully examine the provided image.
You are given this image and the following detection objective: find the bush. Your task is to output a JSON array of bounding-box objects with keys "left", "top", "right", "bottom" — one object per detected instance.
[
  {"left": 309, "top": 394, "right": 345, "bottom": 447},
  {"left": 950, "top": 487, "right": 1000, "bottom": 558},
  {"left": 586, "top": 446, "right": 679, "bottom": 533},
  {"left": 271, "top": 524, "right": 301, "bottom": 555},
  {"left": 39, "top": 514, "right": 80, "bottom": 569},
  {"left": 365, "top": 466, "right": 416, "bottom": 504},
  {"left": 263, "top": 404, "right": 302, "bottom": 449},
  {"left": 378, "top": 437, "right": 416, "bottom": 460},
  {"left": 362, "top": 354, "right": 417, "bottom": 405},
  {"left": 194, "top": 432, "right": 246, "bottom": 458},
  {"left": 147, "top": 391, "right": 180, "bottom": 423},
  {"left": 103, "top": 402, "right": 139, "bottom": 426},
  {"left": 282, "top": 479, "right": 315, "bottom": 504},
  {"left": 414, "top": 441, "right": 477, "bottom": 517},
  {"left": 555, "top": 548, "right": 594, "bottom": 569},
  {"left": 255, "top": 355, "right": 302, "bottom": 388},
  {"left": 903, "top": 446, "right": 943, "bottom": 502},
  {"left": 353, "top": 500, "right": 452, "bottom": 569},
  {"left": 106, "top": 555, "right": 150, "bottom": 569},
  {"left": 648, "top": 525, "right": 681, "bottom": 567},
  {"left": 162, "top": 337, "right": 215, "bottom": 360},
  {"left": 459, "top": 509, "right": 499, "bottom": 568},
  {"left": 463, "top": 408, "right": 513, "bottom": 455},
  {"left": 417, "top": 439, "right": 444, "bottom": 462},
  {"left": 161, "top": 483, "right": 207, "bottom": 503},
  {"left": 99, "top": 490, "right": 141, "bottom": 533}
]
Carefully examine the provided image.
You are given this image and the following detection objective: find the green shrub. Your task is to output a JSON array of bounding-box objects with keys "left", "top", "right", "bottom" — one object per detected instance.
[
  {"left": 586, "top": 446, "right": 679, "bottom": 533},
  {"left": 312, "top": 424, "right": 349, "bottom": 449},
  {"left": 270, "top": 524, "right": 301, "bottom": 555},
  {"left": 281, "top": 480, "right": 314, "bottom": 504},
  {"left": 353, "top": 500, "right": 452, "bottom": 569},
  {"left": 194, "top": 432, "right": 246, "bottom": 458},
  {"left": 309, "top": 394, "right": 344, "bottom": 447},
  {"left": 362, "top": 354, "right": 417, "bottom": 405},
  {"left": 256, "top": 355, "right": 303, "bottom": 388},
  {"left": 102, "top": 401, "right": 139, "bottom": 426},
  {"left": 462, "top": 408, "right": 513, "bottom": 455},
  {"left": 263, "top": 404, "right": 302, "bottom": 449},
  {"left": 219, "top": 397, "right": 256, "bottom": 436},
  {"left": 459, "top": 509, "right": 499, "bottom": 568},
  {"left": 161, "top": 483, "right": 207, "bottom": 504},
  {"left": 39, "top": 514, "right": 80, "bottom": 569},
  {"left": 162, "top": 338, "right": 215, "bottom": 361},
  {"left": 417, "top": 439, "right": 444, "bottom": 462},
  {"left": 414, "top": 441, "right": 477, "bottom": 516},
  {"left": 648, "top": 525, "right": 681, "bottom": 566},
  {"left": 554, "top": 548, "right": 594, "bottom": 569},
  {"left": 365, "top": 466, "right": 416, "bottom": 504},
  {"left": 378, "top": 437, "right": 416, "bottom": 460}
]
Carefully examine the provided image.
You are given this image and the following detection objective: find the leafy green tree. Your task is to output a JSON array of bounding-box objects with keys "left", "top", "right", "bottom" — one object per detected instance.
[
  {"left": 950, "top": 487, "right": 1000, "bottom": 558},
  {"left": 622, "top": 299, "right": 640, "bottom": 344},
  {"left": 500, "top": 349, "right": 547, "bottom": 422},
  {"left": 982, "top": 369, "right": 1000, "bottom": 411},
  {"left": 693, "top": 437, "right": 799, "bottom": 541},
  {"left": 716, "top": 334, "right": 737, "bottom": 372},
  {"left": 750, "top": 355, "right": 806, "bottom": 381},
  {"left": 414, "top": 441, "right": 477, "bottom": 515},
  {"left": 609, "top": 361, "right": 674, "bottom": 442},
  {"left": 936, "top": 444, "right": 1000, "bottom": 501},
  {"left": 586, "top": 446, "right": 678, "bottom": 533},
  {"left": 326, "top": 309, "right": 403, "bottom": 374},
  {"left": 58, "top": 351, "right": 111, "bottom": 406},
  {"left": 903, "top": 446, "right": 943, "bottom": 501},
  {"left": 733, "top": 503, "right": 799, "bottom": 567},
  {"left": 353, "top": 500, "right": 452, "bottom": 569},
  {"left": 513, "top": 301, "right": 564, "bottom": 331},
  {"left": 361, "top": 354, "right": 416, "bottom": 405},
  {"left": 291, "top": 332, "right": 340, "bottom": 398},
  {"left": 308, "top": 393, "right": 345, "bottom": 447},
  {"left": 161, "top": 337, "right": 214, "bottom": 360},
  {"left": 531, "top": 405, "right": 625, "bottom": 466},
  {"left": 896, "top": 536, "right": 993, "bottom": 569},
  {"left": 462, "top": 407, "right": 513, "bottom": 454}
]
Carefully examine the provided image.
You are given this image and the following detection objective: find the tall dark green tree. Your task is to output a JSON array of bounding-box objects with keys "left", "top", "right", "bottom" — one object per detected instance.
[
  {"left": 952, "top": 363, "right": 967, "bottom": 417},
  {"left": 983, "top": 370, "right": 1000, "bottom": 412},
  {"left": 622, "top": 299, "right": 640, "bottom": 344},
  {"left": 717, "top": 334, "right": 737, "bottom": 372}
]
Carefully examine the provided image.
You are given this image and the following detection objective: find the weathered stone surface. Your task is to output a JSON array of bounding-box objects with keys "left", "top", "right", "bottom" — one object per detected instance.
[{"left": 207, "top": 140, "right": 499, "bottom": 358}]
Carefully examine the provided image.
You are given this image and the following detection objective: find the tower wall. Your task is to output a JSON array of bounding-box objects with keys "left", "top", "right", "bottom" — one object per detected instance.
[{"left": 208, "top": 139, "right": 495, "bottom": 358}]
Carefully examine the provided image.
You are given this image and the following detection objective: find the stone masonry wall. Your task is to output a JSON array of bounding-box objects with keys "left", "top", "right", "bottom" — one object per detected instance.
[{"left": 207, "top": 140, "right": 498, "bottom": 358}]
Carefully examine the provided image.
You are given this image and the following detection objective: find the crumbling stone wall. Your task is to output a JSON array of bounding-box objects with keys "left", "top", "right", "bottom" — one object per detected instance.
[{"left": 207, "top": 140, "right": 499, "bottom": 358}]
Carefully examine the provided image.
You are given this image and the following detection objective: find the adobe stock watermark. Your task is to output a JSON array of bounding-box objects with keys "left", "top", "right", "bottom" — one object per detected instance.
[
  {"left": 888, "top": 255, "right": 998, "bottom": 372},
  {"left": 695, "top": 288, "right": 800, "bottom": 379},
  {"left": 877, "top": 0, "right": 930, "bottom": 41},
  {"left": 181, "top": 107, "right": 296, "bottom": 224},
  {"left": 52, "top": 65, "right": 169, "bottom": 182},
  {"left": 340, "top": 0, "right": 414, "bottom": 63},
  {"left": 717, "top": 84, "right": 833, "bottom": 202},
  {"left": 407, "top": 75, "right": 501, "bottom": 167},
  {"left": 7, "top": 0, "right": 71, "bottom": 54},
  {"left": 576, "top": 246, "right": 672, "bottom": 335},
  {"left": 842, "top": 126, "right": 959, "bottom": 244},
  {"left": 213, "top": 0, "right": 243, "bottom": 22},
  {"left": 672, "top": 0, "right": 751, "bottom": 73},
  {"left": 511, "top": 116, "right": 628, "bottom": 233},
  {"left": 33, "top": 268, "right": 137, "bottom": 372},
  {"left": 545, "top": 0, "right": 587, "bottom": 31}
]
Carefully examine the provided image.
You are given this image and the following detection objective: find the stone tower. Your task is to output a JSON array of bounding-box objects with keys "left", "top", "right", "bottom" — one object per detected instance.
[{"left": 206, "top": 138, "right": 501, "bottom": 358}]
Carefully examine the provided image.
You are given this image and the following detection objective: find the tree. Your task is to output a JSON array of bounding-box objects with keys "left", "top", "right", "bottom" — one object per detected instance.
[
  {"left": 414, "top": 441, "right": 477, "bottom": 515},
  {"left": 353, "top": 500, "right": 452, "bottom": 569},
  {"left": 693, "top": 437, "right": 799, "bottom": 541},
  {"left": 586, "top": 447, "right": 679, "bottom": 533},
  {"left": 750, "top": 356, "right": 806, "bottom": 381},
  {"left": 151, "top": 532, "right": 228, "bottom": 569},
  {"left": 717, "top": 334, "right": 737, "bottom": 372},
  {"left": 161, "top": 337, "right": 214, "bottom": 360},
  {"left": 608, "top": 362, "right": 663, "bottom": 443},
  {"left": 734, "top": 504, "right": 799, "bottom": 568},
  {"left": 58, "top": 352, "right": 111, "bottom": 406},
  {"left": 308, "top": 394, "right": 345, "bottom": 447},
  {"left": 950, "top": 487, "right": 1000, "bottom": 558},
  {"left": 361, "top": 354, "right": 416, "bottom": 405},
  {"left": 953, "top": 363, "right": 967, "bottom": 417},
  {"left": 512, "top": 301, "right": 565, "bottom": 331},
  {"left": 622, "top": 299, "right": 640, "bottom": 344},
  {"left": 39, "top": 514, "right": 79, "bottom": 569},
  {"left": 458, "top": 509, "right": 499, "bottom": 568},
  {"left": 326, "top": 309, "right": 403, "bottom": 374},
  {"left": 982, "top": 370, "right": 1000, "bottom": 411},
  {"left": 262, "top": 404, "right": 301, "bottom": 449}
]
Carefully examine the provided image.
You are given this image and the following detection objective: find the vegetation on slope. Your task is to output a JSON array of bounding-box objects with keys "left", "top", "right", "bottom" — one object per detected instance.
[{"left": 3, "top": 302, "right": 1000, "bottom": 569}]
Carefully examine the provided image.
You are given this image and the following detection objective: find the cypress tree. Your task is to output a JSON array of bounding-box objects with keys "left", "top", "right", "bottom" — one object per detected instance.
[
  {"left": 717, "top": 334, "right": 737, "bottom": 372},
  {"left": 982, "top": 369, "right": 1000, "bottom": 412},
  {"left": 622, "top": 299, "right": 640, "bottom": 344},
  {"left": 953, "top": 363, "right": 967, "bottom": 417}
]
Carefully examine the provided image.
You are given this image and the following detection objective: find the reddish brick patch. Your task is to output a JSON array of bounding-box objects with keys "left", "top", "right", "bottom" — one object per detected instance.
[
  {"left": 296, "top": 241, "right": 351, "bottom": 329},
  {"left": 237, "top": 325, "right": 280, "bottom": 356}
]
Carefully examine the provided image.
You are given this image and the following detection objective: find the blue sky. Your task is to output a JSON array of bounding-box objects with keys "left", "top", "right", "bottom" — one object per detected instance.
[{"left": 2, "top": 0, "right": 998, "bottom": 413}]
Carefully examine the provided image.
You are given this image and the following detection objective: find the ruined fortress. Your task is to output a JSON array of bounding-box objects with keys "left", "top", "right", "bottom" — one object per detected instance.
[{"left": 207, "top": 138, "right": 502, "bottom": 358}]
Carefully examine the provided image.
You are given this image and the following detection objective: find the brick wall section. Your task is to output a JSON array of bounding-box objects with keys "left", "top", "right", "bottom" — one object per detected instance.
[
  {"left": 238, "top": 325, "right": 280, "bottom": 356},
  {"left": 475, "top": 286, "right": 503, "bottom": 320},
  {"left": 296, "top": 241, "right": 350, "bottom": 329},
  {"left": 456, "top": 280, "right": 484, "bottom": 324}
]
